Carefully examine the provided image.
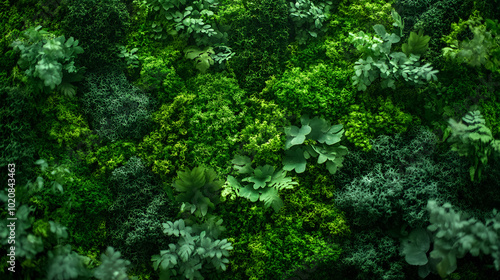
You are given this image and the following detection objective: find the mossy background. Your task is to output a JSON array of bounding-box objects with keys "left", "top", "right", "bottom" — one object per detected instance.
[{"left": 1, "top": 0, "right": 499, "bottom": 279}]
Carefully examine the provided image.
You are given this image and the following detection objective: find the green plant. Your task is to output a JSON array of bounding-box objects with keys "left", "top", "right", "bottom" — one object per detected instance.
[
  {"left": 63, "top": 0, "right": 130, "bottom": 69},
  {"left": 151, "top": 219, "right": 233, "bottom": 280},
  {"left": 402, "top": 29, "right": 430, "bottom": 56},
  {"left": 93, "top": 247, "right": 131, "bottom": 280},
  {"left": 227, "top": 155, "right": 297, "bottom": 213},
  {"left": 82, "top": 69, "right": 155, "bottom": 142},
  {"left": 172, "top": 166, "right": 224, "bottom": 218},
  {"left": 225, "top": 0, "right": 290, "bottom": 92},
  {"left": 349, "top": 9, "right": 438, "bottom": 91},
  {"left": 10, "top": 25, "right": 85, "bottom": 95},
  {"left": 445, "top": 110, "right": 500, "bottom": 181},
  {"left": 184, "top": 46, "right": 215, "bottom": 73},
  {"left": 425, "top": 200, "right": 500, "bottom": 278},
  {"left": 288, "top": 0, "right": 332, "bottom": 44},
  {"left": 46, "top": 244, "right": 92, "bottom": 280},
  {"left": 108, "top": 156, "right": 178, "bottom": 265},
  {"left": 340, "top": 96, "right": 416, "bottom": 151},
  {"left": 147, "top": 0, "right": 227, "bottom": 46},
  {"left": 117, "top": 45, "right": 140, "bottom": 69},
  {"left": 442, "top": 15, "right": 500, "bottom": 73},
  {"left": 283, "top": 115, "right": 348, "bottom": 174},
  {"left": 262, "top": 64, "right": 355, "bottom": 120}
]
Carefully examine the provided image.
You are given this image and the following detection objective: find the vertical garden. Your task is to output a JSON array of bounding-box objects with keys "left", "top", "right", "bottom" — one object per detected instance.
[{"left": 1, "top": 0, "right": 499, "bottom": 279}]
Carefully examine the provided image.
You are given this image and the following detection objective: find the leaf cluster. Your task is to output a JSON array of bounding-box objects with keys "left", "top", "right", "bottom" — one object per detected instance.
[
  {"left": 289, "top": 0, "right": 333, "bottom": 44},
  {"left": 442, "top": 14, "right": 500, "bottom": 73},
  {"left": 283, "top": 115, "right": 348, "bottom": 174},
  {"left": 147, "top": 0, "right": 227, "bottom": 46},
  {"left": 445, "top": 110, "right": 500, "bottom": 181},
  {"left": 227, "top": 155, "right": 297, "bottom": 213},
  {"left": 151, "top": 219, "right": 233, "bottom": 280},
  {"left": 10, "top": 26, "right": 85, "bottom": 96},
  {"left": 172, "top": 166, "right": 224, "bottom": 218},
  {"left": 349, "top": 9, "right": 438, "bottom": 91},
  {"left": 108, "top": 157, "right": 178, "bottom": 265},
  {"left": 422, "top": 200, "right": 500, "bottom": 278}
]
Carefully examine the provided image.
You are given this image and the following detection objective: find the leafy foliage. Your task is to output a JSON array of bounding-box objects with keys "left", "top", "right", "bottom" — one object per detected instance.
[
  {"left": 108, "top": 156, "right": 178, "bottom": 265},
  {"left": 393, "top": 0, "right": 474, "bottom": 66},
  {"left": 225, "top": 0, "right": 290, "bottom": 92},
  {"left": 227, "top": 155, "right": 297, "bottom": 212},
  {"left": 0, "top": 87, "right": 36, "bottom": 176},
  {"left": 283, "top": 116, "right": 348, "bottom": 174},
  {"left": 445, "top": 110, "right": 500, "bottom": 181},
  {"left": 147, "top": 0, "right": 228, "bottom": 46},
  {"left": 10, "top": 26, "right": 85, "bottom": 95},
  {"left": 184, "top": 46, "right": 215, "bottom": 73},
  {"left": 82, "top": 69, "right": 155, "bottom": 142},
  {"left": 46, "top": 244, "right": 91, "bottom": 280},
  {"left": 335, "top": 126, "right": 459, "bottom": 230},
  {"left": 133, "top": 46, "right": 184, "bottom": 102},
  {"left": 63, "top": 0, "right": 130, "bottom": 69},
  {"left": 288, "top": 0, "right": 333, "bottom": 44},
  {"left": 152, "top": 219, "right": 233, "bottom": 280},
  {"left": 173, "top": 166, "right": 224, "bottom": 218},
  {"left": 94, "top": 247, "right": 131, "bottom": 280},
  {"left": 425, "top": 200, "right": 500, "bottom": 278},
  {"left": 442, "top": 14, "right": 500, "bottom": 73},
  {"left": 402, "top": 29, "right": 430, "bottom": 57},
  {"left": 116, "top": 45, "right": 140, "bottom": 69},
  {"left": 349, "top": 9, "right": 438, "bottom": 91}
]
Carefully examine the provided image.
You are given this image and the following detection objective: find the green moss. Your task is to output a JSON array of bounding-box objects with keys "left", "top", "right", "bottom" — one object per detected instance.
[{"left": 341, "top": 96, "right": 417, "bottom": 151}]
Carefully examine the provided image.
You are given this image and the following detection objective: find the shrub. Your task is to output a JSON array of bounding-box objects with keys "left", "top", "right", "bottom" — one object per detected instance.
[
  {"left": 225, "top": 0, "right": 290, "bottom": 92},
  {"left": 62, "top": 0, "right": 130, "bottom": 69},
  {"left": 288, "top": 0, "right": 333, "bottom": 44},
  {"left": 10, "top": 26, "right": 85, "bottom": 95},
  {"left": 108, "top": 156, "right": 178, "bottom": 265}
]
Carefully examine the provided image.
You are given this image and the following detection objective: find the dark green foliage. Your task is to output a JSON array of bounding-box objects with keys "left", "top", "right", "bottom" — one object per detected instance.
[
  {"left": 173, "top": 166, "right": 224, "bottom": 218},
  {"left": 152, "top": 219, "right": 233, "bottom": 280},
  {"left": 335, "top": 127, "right": 462, "bottom": 230},
  {"left": 108, "top": 156, "right": 178, "bottom": 265},
  {"left": 446, "top": 110, "right": 500, "bottom": 182},
  {"left": 10, "top": 26, "right": 85, "bottom": 95},
  {"left": 442, "top": 15, "right": 500, "bottom": 73},
  {"left": 393, "top": 0, "right": 474, "bottom": 66},
  {"left": 0, "top": 87, "right": 36, "bottom": 181},
  {"left": 263, "top": 63, "right": 355, "bottom": 120},
  {"left": 225, "top": 0, "right": 290, "bottom": 92},
  {"left": 46, "top": 245, "right": 91, "bottom": 280},
  {"left": 227, "top": 156, "right": 297, "bottom": 212},
  {"left": 147, "top": 0, "right": 228, "bottom": 46},
  {"left": 82, "top": 69, "right": 155, "bottom": 142},
  {"left": 94, "top": 247, "right": 131, "bottom": 280},
  {"left": 336, "top": 229, "right": 406, "bottom": 280},
  {"left": 283, "top": 115, "right": 348, "bottom": 174},
  {"left": 349, "top": 11, "right": 439, "bottom": 91},
  {"left": 62, "top": 0, "right": 130, "bottom": 69},
  {"left": 288, "top": 0, "right": 333, "bottom": 44}
]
